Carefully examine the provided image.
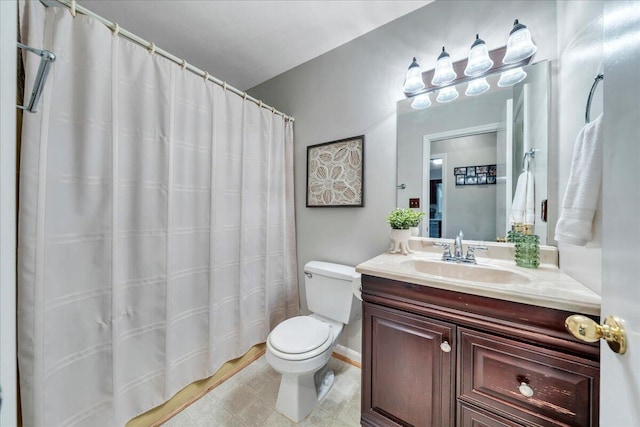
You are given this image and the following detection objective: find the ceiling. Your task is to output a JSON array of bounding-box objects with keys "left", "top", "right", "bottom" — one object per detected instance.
[{"left": 77, "top": 1, "right": 432, "bottom": 91}]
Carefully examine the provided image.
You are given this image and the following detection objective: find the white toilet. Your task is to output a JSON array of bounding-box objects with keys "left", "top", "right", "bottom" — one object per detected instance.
[{"left": 266, "top": 261, "right": 361, "bottom": 422}]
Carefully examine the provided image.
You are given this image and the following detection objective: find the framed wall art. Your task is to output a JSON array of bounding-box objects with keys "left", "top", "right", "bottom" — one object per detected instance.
[
  {"left": 455, "top": 164, "right": 497, "bottom": 186},
  {"left": 306, "top": 135, "right": 364, "bottom": 207}
]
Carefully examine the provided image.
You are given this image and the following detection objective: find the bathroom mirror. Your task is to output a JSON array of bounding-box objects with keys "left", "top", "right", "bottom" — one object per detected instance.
[{"left": 396, "top": 60, "right": 549, "bottom": 243}]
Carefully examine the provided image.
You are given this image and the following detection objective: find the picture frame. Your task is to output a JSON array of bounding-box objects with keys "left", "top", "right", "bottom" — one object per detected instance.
[
  {"left": 454, "top": 164, "right": 497, "bottom": 186},
  {"left": 306, "top": 135, "right": 364, "bottom": 207}
]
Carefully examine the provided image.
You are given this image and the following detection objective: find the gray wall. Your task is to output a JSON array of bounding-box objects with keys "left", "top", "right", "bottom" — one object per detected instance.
[
  {"left": 249, "top": 0, "right": 558, "bottom": 354},
  {"left": 432, "top": 134, "right": 497, "bottom": 241}
]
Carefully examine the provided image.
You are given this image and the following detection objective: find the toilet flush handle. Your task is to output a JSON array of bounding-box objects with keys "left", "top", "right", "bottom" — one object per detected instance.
[{"left": 304, "top": 272, "right": 313, "bottom": 278}]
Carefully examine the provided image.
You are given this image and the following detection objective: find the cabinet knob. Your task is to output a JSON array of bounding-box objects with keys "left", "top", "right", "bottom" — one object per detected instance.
[
  {"left": 440, "top": 341, "right": 451, "bottom": 353},
  {"left": 518, "top": 382, "right": 534, "bottom": 397}
]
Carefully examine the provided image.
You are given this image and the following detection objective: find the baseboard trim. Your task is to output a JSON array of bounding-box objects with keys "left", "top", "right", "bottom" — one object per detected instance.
[{"left": 332, "top": 344, "right": 361, "bottom": 368}]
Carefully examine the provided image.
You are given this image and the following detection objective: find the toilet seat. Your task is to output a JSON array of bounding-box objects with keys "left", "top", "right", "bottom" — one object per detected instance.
[{"left": 268, "top": 316, "right": 333, "bottom": 361}]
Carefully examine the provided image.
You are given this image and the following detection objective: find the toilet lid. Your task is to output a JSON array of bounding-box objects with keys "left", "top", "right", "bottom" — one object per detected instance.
[{"left": 269, "top": 316, "right": 331, "bottom": 355}]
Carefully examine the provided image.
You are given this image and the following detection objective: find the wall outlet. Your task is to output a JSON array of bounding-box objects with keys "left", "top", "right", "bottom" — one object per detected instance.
[{"left": 409, "top": 198, "right": 420, "bottom": 208}]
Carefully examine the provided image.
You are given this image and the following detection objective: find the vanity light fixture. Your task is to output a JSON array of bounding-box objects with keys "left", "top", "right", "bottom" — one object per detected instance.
[
  {"left": 431, "top": 47, "right": 457, "bottom": 86},
  {"left": 502, "top": 19, "right": 537, "bottom": 64},
  {"left": 411, "top": 93, "right": 432, "bottom": 110},
  {"left": 498, "top": 67, "right": 527, "bottom": 87},
  {"left": 464, "top": 34, "right": 493, "bottom": 76},
  {"left": 465, "top": 77, "right": 490, "bottom": 96},
  {"left": 402, "top": 57, "right": 426, "bottom": 94},
  {"left": 437, "top": 86, "right": 459, "bottom": 103}
]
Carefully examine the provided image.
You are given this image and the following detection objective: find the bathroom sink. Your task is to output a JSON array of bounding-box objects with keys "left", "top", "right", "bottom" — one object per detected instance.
[{"left": 402, "top": 259, "right": 531, "bottom": 285}]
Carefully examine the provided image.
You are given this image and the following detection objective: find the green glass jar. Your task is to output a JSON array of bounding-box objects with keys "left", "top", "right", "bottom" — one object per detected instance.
[{"left": 516, "top": 234, "right": 540, "bottom": 268}]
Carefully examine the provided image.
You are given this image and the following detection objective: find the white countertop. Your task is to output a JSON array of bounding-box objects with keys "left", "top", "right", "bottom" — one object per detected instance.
[{"left": 356, "top": 245, "right": 601, "bottom": 316}]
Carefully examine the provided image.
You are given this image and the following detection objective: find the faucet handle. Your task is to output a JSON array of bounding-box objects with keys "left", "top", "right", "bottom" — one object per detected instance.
[
  {"left": 465, "top": 245, "right": 488, "bottom": 262},
  {"left": 433, "top": 242, "right": 453, "bottom": 260}
]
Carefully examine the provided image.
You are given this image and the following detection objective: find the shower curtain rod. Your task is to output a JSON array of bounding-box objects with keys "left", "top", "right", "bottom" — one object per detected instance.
[{"left": 40, "top": 0, "right": 295, "bottom": 122}]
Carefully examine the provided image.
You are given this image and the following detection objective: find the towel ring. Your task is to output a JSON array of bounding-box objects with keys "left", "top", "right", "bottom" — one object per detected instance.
[{"left": 585, "top": 73, "right": 604, "bottom": 124}]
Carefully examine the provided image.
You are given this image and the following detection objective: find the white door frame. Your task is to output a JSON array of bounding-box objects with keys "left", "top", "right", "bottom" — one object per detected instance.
[
  {"left": 422, "top": 123, "right": 501, "bottom": 239},
  {"left": 0, "top": 1, "right": 18, "bottom": 425}
]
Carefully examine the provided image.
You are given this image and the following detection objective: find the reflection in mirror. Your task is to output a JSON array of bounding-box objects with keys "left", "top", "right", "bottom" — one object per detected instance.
[{"left": 397, "top": 60, "right": 549, "bottom": 243}]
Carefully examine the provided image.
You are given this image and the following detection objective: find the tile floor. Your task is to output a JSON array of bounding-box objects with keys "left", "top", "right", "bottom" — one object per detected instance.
[{"left": 163, "top": 355, "right": 362, "bottom": 426}]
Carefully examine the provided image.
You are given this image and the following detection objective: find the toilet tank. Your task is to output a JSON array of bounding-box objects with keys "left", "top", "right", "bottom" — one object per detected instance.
[{"left": 304, "top": 261, "right": 361, "bottom": 324}]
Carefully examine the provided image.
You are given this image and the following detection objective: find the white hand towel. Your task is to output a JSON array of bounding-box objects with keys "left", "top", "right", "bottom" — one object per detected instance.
[
  {"left": 555, "top": 114, "right": 603, "bottom": 245},
  {"left": 525, "top": 171, "right": 535, "bottom": 225},
  {"left": 510, "top": 171, "right": 532, "bottom": 225}
]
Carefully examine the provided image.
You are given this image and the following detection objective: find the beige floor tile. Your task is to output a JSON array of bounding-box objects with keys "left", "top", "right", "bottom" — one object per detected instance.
[
  {"left": 162, "top": 410, "right": 194, "bottom": 426},
  {"left": 299, "top": 408, "right": 336, "bottom": 427},
  {"left": 262, "top": 411, "right": 295, "bottom": 427},
  {"left": 317, "top": 387, "right": 348, "bottom": 416},
  {"left": 235, "top": 398, "right": 276, "bottom": 427},
  {"left": 176, "top": 355, "right": 361, "bottom": 427},
  {"left": 186, "top": 398, "right": 246, "bottom": 427},
  {"left": 334, "top": 394, "right": 361, "bottom": 426},
  {"left": 217, "top": 383, "right": 260, "bottom": 414}
]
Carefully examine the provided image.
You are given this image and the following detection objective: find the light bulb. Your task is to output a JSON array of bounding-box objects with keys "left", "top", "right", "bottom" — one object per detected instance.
[
  {"left": 402, "top": 57, "right": 425, "bottom": 94},
  {"left": 465, "top": 77, "right": 490, "bottom": 96},
  {"left": 498, "top": 67, "right": 527, "bottom": 87},
  {"left": 437, "top": 86, "right": 459, "bottom": 103},
  {"left": 431, "top": 47, "right": 457, "bottom": 86},
  {"left": 503, "top": 19, "right": 537, "bottom": 64},
  {"left": 464, "top": 34, "right": 494, "bottom": 76},
  {"left": 411, "top": 93, "right": 432, "bottom": 110}
]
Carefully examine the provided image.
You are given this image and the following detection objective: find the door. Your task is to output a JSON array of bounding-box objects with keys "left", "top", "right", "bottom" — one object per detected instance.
[
  {"left": 0, "top": 1, "right": 18, "bottom": 425},
  {"left": 600, "top": 1, "right": 640, "bottom": 425}
]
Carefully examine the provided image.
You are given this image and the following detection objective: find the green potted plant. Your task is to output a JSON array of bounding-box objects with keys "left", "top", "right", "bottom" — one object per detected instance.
[
  {"left": 407, "top": 210, "right": 426, "bottom": 237},
  {"left": 386, "top": 208, "right": 419, "bottom": 255}
]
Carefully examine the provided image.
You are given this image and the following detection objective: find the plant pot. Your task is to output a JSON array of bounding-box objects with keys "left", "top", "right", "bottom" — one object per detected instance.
[
  {"left": 389, "top": 228, "right": 414, "bottom": 255},
  {"left": 410, "top": 227, "right": 420, "bottom": 237}
]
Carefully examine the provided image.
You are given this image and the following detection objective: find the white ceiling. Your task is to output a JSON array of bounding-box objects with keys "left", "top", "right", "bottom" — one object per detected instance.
[{"left": 78, "top": 1, "right": 432, "bottom": 91}]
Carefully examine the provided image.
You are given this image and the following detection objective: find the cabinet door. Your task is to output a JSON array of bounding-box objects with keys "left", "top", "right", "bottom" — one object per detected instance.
[{"left": 362, "top": 302, "right": 456, "bottom": 427}]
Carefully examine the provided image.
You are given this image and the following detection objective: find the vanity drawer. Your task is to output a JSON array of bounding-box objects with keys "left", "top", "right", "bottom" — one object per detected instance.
[
  {"left": 458, "top": 328, "right": 599, "bottom": 427},
  {"left": 458, "top": 403, "right": 525, "bottom": 427}
]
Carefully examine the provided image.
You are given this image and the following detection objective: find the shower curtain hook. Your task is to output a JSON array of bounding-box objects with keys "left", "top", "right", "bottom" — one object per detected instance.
[
  {"left": 271, "top": 106, "right": 275, "bottom": 113},
  {"left": 259, "top": 100, "right": 263, "bottom": 109},
  {"left": 223, "top": 82, "right": 227, "bottom": 91},
  {"left": 180, "top": 59, "right": 187, "bottom": 70},
  {"left": 112, "top": 23, "right": 120, "bottom": 36},
  {"left": 148, "top": 42, "right": 156, "bottom": 55},
  {"left": 243, "top": 92, "right": 247, "bottom": 100},
  {"left": 203, "top": 71, "right": 209, "bottom": 82},
  {"left": 70, "top": 0, "right": 77, "bottom": 17}
]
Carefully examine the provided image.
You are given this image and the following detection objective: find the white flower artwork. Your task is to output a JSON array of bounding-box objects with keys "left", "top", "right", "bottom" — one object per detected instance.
[{"left": 306, "top": 136, "right": 364, "bottom": 207}]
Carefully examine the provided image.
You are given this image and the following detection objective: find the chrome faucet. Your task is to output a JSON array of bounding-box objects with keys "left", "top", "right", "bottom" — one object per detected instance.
[
  {"left": 454, "top": 230, "right": 464, "bottom": 259},
  {"left": 434, "top": 229, "right": 488, "bottom": 264}
]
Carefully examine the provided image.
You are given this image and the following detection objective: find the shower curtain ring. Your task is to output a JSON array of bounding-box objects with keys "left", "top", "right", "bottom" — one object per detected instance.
[
  {"left": 148, "top": 42, "right": 156, "bottom": 55},
  {"left": 180, "top": 59, "right": 187, "bottom": 70},
  {"left": 203, "top": 72, "right": 209, "bottom": 82},
  {"left": 70, "top": 0, "right": 77, "bottom": 16},
  {"left": 112, "top": 23, "right": 120, "bottom": 36},
  {"left": 259, "top": 101, "right": 263, "bottom": 108}
]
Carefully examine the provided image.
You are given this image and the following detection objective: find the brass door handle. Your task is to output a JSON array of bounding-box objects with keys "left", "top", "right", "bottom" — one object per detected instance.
[{"left": 565, "top": 315, "right": 627, "bottom": 354}]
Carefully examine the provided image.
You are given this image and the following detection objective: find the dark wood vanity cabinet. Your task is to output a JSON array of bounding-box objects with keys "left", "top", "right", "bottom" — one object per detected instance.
[{"left": 360, "top": 274, "right": 600, "bottom": 427}]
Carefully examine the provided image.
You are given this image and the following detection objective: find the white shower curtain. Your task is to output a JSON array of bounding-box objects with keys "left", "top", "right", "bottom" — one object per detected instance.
[{"left": 18, "top": 4, "right": 299, "bottom": 426}]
